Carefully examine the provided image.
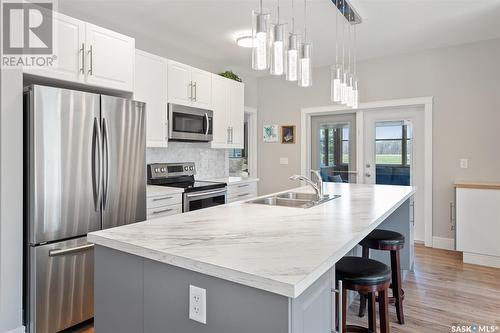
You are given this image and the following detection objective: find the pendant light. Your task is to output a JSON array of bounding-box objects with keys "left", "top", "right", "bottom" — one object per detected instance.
[
  {"left": 346, "top": 7, "right": 354, "bottom": 107},
  {"left": 331, "top": 2, "right": 342, "bottom": 102},
  {"left": 340, "top": 2, "right": 348, "bottom": 103},
  {"left": 352, "top": 23, "right": 359, "bottom": 108},
  {"left": 286, "top": 0, "right": 300, "bottom": 81},
  {"left": 270, "top": 0, "right": 286, "bottom": 75},
  {"left": 252, "top": 0, "right": 271, "bottom": 70},
  {"left": 298, "top": 0, "right": 312, "bottom": 87}
]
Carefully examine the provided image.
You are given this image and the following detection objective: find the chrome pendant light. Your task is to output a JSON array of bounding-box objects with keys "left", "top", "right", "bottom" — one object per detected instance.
[
  {"left": 252, "top": 0, "right": 271, "bottom": 70},
  {"left": 346, "top": 7, "right": 354, "bottom": 107},
  {"left": 352, "top": 23, "right": 359, "bottom": 108},
  {"left": 270, "top": 0, "right": 287, "bottom": 75},
  {"left": 286, "top": 0, "right": 300, "bottom": 81},
  {"left": 298, "top": 0, "right": 312, "bottom": 87},
  {"left": 340, "top": 2, "right": 348, "bottom": 103},
  {"left": 331, "top": 4, "right": 342, "bottom": 102}
]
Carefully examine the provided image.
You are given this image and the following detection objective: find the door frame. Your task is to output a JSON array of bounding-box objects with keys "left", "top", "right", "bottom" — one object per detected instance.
[{"left": 300, "top": 97, "right": 433, "bottom": 247}]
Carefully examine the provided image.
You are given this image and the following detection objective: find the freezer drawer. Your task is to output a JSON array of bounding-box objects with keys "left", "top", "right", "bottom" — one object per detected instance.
[{"left": 28, "top": 237, "right": 94, "bottom": 333}]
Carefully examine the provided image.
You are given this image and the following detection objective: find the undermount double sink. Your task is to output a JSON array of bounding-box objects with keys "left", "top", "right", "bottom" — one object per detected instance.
[{"left": 247, "top": 192, "right": 341, "bottom": 209}]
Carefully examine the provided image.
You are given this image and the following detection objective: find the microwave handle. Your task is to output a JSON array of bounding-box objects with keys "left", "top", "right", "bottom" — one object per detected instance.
[{"left": 204, "top": 112, "right": 209, "bottom": 135}]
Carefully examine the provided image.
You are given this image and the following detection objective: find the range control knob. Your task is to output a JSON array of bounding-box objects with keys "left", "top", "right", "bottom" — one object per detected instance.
[
  {"left": 154, "top": 168, "right": 159, "bottom": 173},
  {"left": 189, "top": 166, "right": 194, "bottom": 171},
  {"left": 161, "top": 168, "right": 166, "bottom": 172},
  {"left": 184, "top": 166, "right": 189, "bottom": 171}
]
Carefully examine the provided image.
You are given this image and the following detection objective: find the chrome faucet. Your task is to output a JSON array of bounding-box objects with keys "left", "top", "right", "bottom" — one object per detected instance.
[{"left": 289, "top": 170, "right": 324, "bottom": 200}]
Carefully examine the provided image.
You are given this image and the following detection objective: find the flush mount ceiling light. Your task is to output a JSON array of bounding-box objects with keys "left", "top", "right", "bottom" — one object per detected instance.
[{"left": 236, "top": 35, "right": 254, "bottom": 48}]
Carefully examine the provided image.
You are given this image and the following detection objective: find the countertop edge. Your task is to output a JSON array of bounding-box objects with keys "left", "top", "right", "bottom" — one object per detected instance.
[
  {"left": 202, "top": 177, "right": 260, "bottom": 185},
  {"left": 454, "top": 182, "right": 500, "bottom": 190}
]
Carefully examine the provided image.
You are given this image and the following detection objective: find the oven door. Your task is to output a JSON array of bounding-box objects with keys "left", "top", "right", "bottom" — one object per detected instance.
[
  {"left": 183, "top": 188, "right": 227, "bottom": 212},
  {"left": 168, "top": 103, "right": 213, "bottom": 141}
]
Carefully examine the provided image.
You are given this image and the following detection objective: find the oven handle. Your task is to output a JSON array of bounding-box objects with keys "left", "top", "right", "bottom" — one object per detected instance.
[
  {"left": 185, "top": 189, "right": 227, "bottom": 198},
  {"left": 204, "top": 112, "right": 209, "bottom": 136}
]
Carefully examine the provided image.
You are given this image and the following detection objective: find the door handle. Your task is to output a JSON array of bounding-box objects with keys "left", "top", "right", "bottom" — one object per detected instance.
[
  {"left": 102, "top": 117, "right": 110, "bottom": 210},
  {"left": 49, "top": 243, "right": 94, "bottom": 257},
  {"left": 79, "top": 43, "right": 85, "bottom": 74},
  {"left": 92, "top": 117, "right": 103, "bottom": 211},
  {"left": 331, "top": 280, "right": 344, "bottom": 333},
  {"left": 204, "top": 112, "right": 209, "bottom": 135},
  {"left": 88, "top": 45, "right": 93, "bottom": 75}
]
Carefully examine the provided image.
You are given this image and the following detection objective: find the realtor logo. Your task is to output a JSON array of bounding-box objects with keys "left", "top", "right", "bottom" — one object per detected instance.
[{"left": 2, "top": 2, "right": 53, "bottom": 55}]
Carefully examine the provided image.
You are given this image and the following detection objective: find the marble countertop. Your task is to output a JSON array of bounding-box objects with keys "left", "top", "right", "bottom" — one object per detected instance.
[
  {"left": 203, "top": 176, "right": 259, "bottom": 185},
  {"left": 146, "top": 185, "right": 184, "bottom": 197},
  {"left": 88, "top": 183, "right": 415, "bottom": 298}
]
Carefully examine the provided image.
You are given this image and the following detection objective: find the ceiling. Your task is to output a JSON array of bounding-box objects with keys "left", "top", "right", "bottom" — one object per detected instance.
[{"left": 59, "top": 0, "right": 500, "bottom": 75}]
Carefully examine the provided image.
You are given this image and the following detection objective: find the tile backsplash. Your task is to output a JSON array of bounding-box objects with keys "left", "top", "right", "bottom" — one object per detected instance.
[{"left": 146, "top": 142, "right": 229, "bottom": 180}]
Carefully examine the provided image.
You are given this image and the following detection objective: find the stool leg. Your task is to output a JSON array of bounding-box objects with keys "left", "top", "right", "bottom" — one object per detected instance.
[
  {"left": 390, "top": 250, "right": 405, "bottom": 325},
  {"left": 367, "top": 292, "right": 377, "bottom": 332},
  {"left": 358, "top": 246, "right": 370, "bottom": 317},
  {"left": 342, "top": 286, "right": 347, "bottom": 333},
  {"left": 379, "top": 289, "right": 390, "bottom": 333}
]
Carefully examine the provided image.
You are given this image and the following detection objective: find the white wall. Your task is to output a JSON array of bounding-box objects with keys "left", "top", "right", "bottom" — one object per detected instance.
[{"left": 257, "top": 38, "right": 500, "bottom": 239}]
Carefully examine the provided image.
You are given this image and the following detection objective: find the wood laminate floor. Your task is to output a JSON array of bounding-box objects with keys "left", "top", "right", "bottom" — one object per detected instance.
[{"left": 69, "top": 245, "right": 500, "bottom": 333}]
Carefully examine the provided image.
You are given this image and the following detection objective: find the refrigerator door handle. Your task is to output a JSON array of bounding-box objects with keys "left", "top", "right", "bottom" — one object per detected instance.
[
  {"left": 48, "top": 243, "right": 95, "bottom": 257},
  {"left": 92, "top": 117, "right": 103, "bottom": 211},
  {"left": 102, "top": 117, "right": 110, "bottom": 210}
]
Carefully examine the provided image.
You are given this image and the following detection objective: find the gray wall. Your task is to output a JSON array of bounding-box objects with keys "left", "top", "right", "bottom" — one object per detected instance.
[{"left": 257, "top": 38, "right": 500, "bottom": 239}]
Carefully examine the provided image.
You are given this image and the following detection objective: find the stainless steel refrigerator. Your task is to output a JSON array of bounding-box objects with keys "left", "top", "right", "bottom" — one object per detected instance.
[{"left": 23, "top": 85, "right": 146, "bottom": 333}]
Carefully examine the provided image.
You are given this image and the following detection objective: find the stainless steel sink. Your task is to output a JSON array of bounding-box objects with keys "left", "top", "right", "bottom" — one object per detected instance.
[{"left": 247, "top": 192, "right": 341, "bottom": 209}]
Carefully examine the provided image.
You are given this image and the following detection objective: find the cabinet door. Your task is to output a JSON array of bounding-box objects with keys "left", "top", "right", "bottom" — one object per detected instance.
[
  {"left": 134, "top": 50, "right": 168, "bottom": 147},
  {"left": 24, "top": 12, "right": 85, "bottom": 83},
  {"left": 211, "top": 75, "right": 230, "bottom": 148},
  {"left": 167, "top": 60, "right": 192, "bottom": 106},
  {"left": 229, "top": 81, "right": 245, "bottom": 148},
  {"left": 85, "top": 23, "right": 135, "bottom": 91},
  {"left": 191, "top": 68, "right": 212, "bottom": 109}
]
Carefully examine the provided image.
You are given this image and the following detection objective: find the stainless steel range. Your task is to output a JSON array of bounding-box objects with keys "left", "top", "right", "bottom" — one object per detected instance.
[{"left": 147, "top": 162, "right": 227, "bottom": 212}]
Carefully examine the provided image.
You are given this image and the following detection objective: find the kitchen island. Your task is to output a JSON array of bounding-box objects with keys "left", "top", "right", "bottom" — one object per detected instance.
[{"left": 88, "top": 183, "right": 415, "bottom": 333}]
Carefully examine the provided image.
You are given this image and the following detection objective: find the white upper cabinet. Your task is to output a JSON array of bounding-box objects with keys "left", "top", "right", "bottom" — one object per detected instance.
[
  {"left": 85, "top": 23, "right": 135, "bottom": 91},
  {"left": 134, "top": 50, "right": 168, "bottom": 148},
  {"left": 167, "top": 61, "right": 192, "bottom": 106},
  {"left": 167, "top": 60, "right": 212, "bottom": 109},
  {"left": 191, "top": 68, "right": 212, "bottom": 109},
  {"left": 211, "top": 75, "right": 230, "bottom": 148},
  {"left": 24, "top": 12, "right": 85, "bottom": 82},
  {"left": 229, "top": 81, "right": 245, "bottom": 148},
  {"left": 23, "top": 13, "right": 135, "bottom": 92},
  {"left": 211, "top": 75, "right": 244, "bottom": 149}
]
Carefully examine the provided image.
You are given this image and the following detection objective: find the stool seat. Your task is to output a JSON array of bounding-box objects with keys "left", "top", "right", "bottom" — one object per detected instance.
[
  {"left": 359, "top": 229, "right": 404, "bottom": 250},
  {"left": 336, "top": 256, "right": 392, "bottom": 286}
]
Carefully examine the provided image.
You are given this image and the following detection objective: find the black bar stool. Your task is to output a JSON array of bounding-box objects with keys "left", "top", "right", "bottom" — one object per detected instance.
[
  {"left": 358, "top": 229, "right": 405, "bottom": 325},
  {"left": 336, "top": 256, "right": 392, "bottom": 333}
]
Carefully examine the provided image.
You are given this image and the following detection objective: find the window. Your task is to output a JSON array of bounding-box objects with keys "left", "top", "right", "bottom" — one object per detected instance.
[
  {"left": 375, "top": 122, "right": 412, "bottom": 166},
  {"left": 319, "top": 124, "right": 349, "bottom": 167}
]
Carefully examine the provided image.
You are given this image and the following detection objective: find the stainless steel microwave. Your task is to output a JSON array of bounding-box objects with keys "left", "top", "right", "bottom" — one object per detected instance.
[{"left": 168, "top": 103, "right": 213, "bottom": 142}]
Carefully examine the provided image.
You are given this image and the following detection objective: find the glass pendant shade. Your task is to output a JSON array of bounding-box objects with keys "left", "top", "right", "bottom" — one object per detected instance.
[
  {"left": 352, "top": 78, "right": 359, "bottom": 108},
  {"left": 340, "top": 70, "right": 348, "bottom": 104},
  {"left": 346, "top": 75, "right": 354, "bottom": 107},
  {"left": 286, "top": 33, "right": 299, "bottom": 81},
  {"left": 298, "top": 42, "right": 312, "bottom": 87},
  {"left": 270, "top": 23, "right": 286, "bottom": 75},
  {"left": 331, "top": 64, "right": 343, "bottom": 102},
  {"left": 252, "top": 9, "right": 271, "bottom": 70}
]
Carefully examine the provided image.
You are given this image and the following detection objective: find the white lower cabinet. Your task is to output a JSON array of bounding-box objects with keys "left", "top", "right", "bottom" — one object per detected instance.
[
  {"left": 146, "top": 191, "right": 182, "bottom": 219},
  {"left": 227, "top": 181, "right": 258, "bottom": 203},
  {"left": 134, "top": 50, "right": 168, "bottom": 147},
  {"left": 211, "top": 74, "right": 245, "bottom": 149}
]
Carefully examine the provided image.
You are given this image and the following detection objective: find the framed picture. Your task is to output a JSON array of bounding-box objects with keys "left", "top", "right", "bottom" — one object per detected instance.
[
  {"left": 281, "top": 125, "right": 296, "bottom": 144},
  {"left": 263, "top": 124, "right": 279, "bottom": 143}
]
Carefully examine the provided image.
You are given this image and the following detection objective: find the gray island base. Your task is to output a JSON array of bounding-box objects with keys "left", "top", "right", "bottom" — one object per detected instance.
[{"left": 90, "top": 183, "right": 414, "bottom": 333}]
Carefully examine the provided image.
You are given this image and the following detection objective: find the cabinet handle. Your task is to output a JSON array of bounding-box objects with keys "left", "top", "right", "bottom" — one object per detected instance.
[
  {"left": 237, "top": 193, "right": 250, "bottom": 197},
  {"left": 193, "top": 82, "right": 197, "bottom": 101},
  {"left": 230, "top": 127, "right": 234, "bottom": 144},
  {"left": 152, "top": 208, "right": 174, "bottom": 215},
  {"left": 189, "top": 81, "right": 193, "bottom": 101},
  {"left": 238, "top": 184, "right": 249, "bottom": 188},
  {"left": 88, "top": 45, "right": 93, "bottom": 75},
  {"left": 152, "top": 196, "right": 173, "bottom": 202},
  {"left": 79, "top": 43, "right": 85, "bottom": 74},
  {"left": 331, "top": 280, "right": 343, "bottom": 333},
  {"left": 227, "top": 127, "right": 231, "bottom": 144}
]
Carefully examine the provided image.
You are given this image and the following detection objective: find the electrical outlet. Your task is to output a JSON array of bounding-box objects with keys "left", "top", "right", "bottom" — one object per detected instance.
[
  {"left": 460, "top": 158, "right": 468, "bottom": 169},
  {"left": 189, "top": 285, "right": 206, "bottom": 324},
  {"left": 279, "top": 157, "right": 289, "bottom": 165}
]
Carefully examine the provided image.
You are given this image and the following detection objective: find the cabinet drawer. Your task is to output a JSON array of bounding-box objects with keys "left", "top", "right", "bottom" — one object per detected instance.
[
  {"left": 147, "top": 204, "right": 182, "bottom": 219},
  {"left": 228, "top": 191, "right": 257, "bottom": 203},
  {"left": 227, "top": 182, "right": 257, "bottom": 196},
  {"left": 147, "top": 193, "right": 182, "bottom": 209}
]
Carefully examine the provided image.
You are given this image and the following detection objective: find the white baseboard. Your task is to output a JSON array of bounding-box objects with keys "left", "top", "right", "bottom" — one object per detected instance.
[
  {"left": 463, "top": 252, "right": 500, "bottom": 268},
  {"left": 3, "top": 326, "right": 25, "bottom": 333},
  {"left": 432, "top": 236, "right": 455, "bottom": 250}
]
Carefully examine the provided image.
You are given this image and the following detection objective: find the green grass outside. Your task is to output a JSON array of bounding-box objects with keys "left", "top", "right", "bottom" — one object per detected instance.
[{"left": 376, "top": 154, "right": 402, "bottom": 164}]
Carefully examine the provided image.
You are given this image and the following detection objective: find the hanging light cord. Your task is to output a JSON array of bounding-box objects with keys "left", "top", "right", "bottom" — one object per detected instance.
[
  {"left": 291, "top": 0, "right": 294, "bottom": 33},
  {"left": 335, "top": 1, "right": 338, "bottom": 65},
  {"left": 303, "top": 0, "right": 307, "bottom": 41},
  {"left": 347, "top": 6, "right": 351, "bottom": 74},
  {"left": 260, "top": 0, "right": 263, "bottom": 14},
  {"left": 353, "top": 23, "right": 357, "bottom": 77},
  {"left": 277, "top": 0, "right": 280, "bottom": 23},
  {"left": 341, "top": 1, "right": 345, "bottom": 71}
]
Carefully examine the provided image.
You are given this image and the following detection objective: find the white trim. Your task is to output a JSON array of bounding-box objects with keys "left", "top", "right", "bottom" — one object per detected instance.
[
  {"left": 245, "top": 106, "right": 258, "bottom": 178},
  {"left": 301, "top": 96, "right": 434, "bottom": 247},
  {"left": 3, "top": 326, "right": 25, "bottom": 333},
  {"left": 432, "top": 237, "right": 455, "bottom": 251},
  {"left": 463, "top": 253, "right": 500, "bottom": 268}
]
